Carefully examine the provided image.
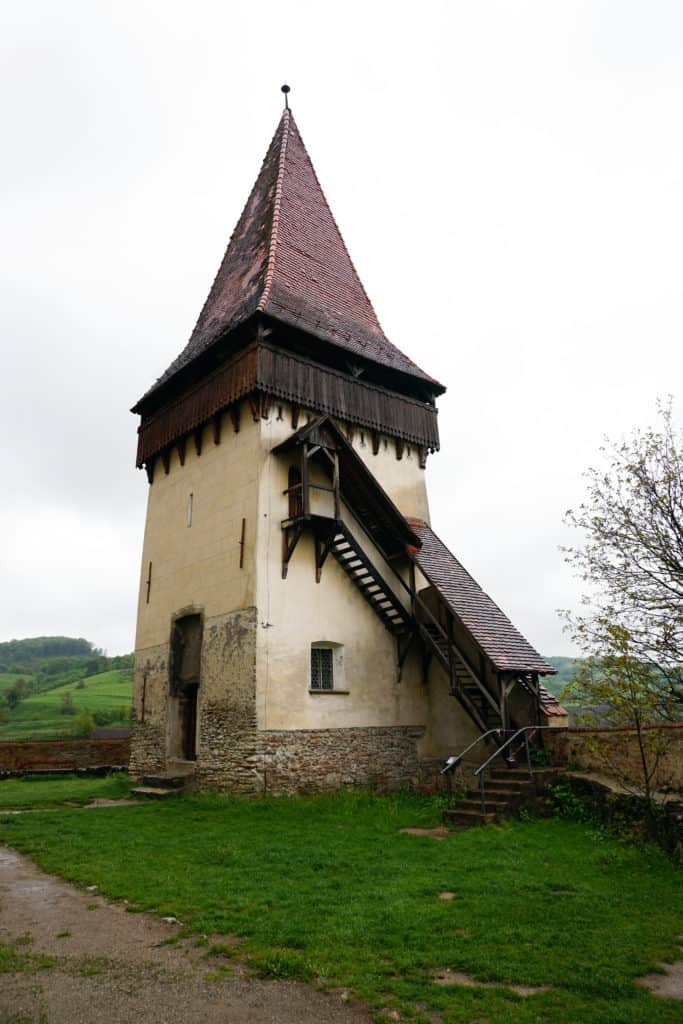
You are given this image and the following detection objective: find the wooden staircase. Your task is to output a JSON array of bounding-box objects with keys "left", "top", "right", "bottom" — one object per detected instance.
[
  {"left": 444, "top": 767, "right": 560, "bottom": 828},
  {"left": 329, "top": 523, "right": 410, "bottom": 635},
  {"left": 419, "top": 622, "right": 503, "bottom": 733}
]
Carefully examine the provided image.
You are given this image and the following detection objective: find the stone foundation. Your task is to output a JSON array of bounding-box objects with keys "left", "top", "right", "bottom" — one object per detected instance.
[{"left": 259, "top": 725, "right": 425, "bottom": 794}]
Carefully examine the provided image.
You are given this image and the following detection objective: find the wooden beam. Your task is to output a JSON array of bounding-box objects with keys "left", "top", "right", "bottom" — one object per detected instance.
[
  {"left": 177, "top": 437, "right": 186, "bottom": 466},
  {"left": 230, "top": 404, "right": 241, "bottom": 433},
  {"left": 145, "top": 457, "right": 156, "bottom": 484},
  {"left": 161, "top": 450, "right": 171, "bottom": 475},
  {"left": 282, "top": 522, "right": 304, "bottom": 579},
  {"left": 371, "top": 431, "right": 380, "bottom": 455},
  {"left": 193, "top": 428, "right": 203, "bottom": 457},
  {"left": 395, "top": 438, "right": 404, "bottom": 461},
  {"left": 212, "top": 413, "right": 222, "bottom": 445},
  {"left": 291, "top": 403, "right": 300, "bottom": 429},
  {"left": 239, "top": 517, "right": 246, "bottom": 569}
]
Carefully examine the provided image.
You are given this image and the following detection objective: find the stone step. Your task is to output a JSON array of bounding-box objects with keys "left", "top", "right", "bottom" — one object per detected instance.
[
  {"left": 475, "top": 784, "right": 521, "bottom": 798},
  {"left": 444, "top": 808, "right": 496, "bottom": 827},
  {"left": 141, "top": 775, "right": 187, "bottom": 789},
  {"left": 131, "top": 786, "right": 183, "bottom": 800},
  {"left": 457, "top": 797, "right": 509, "bottom": 813}
]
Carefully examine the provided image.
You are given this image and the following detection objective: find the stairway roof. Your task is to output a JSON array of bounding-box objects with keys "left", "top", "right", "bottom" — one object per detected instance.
[
  {"left": 407, "top": 520, "right": 555, "bottom": 675},
  {"left": 139, "top": 109, "right": 442, "bottom": 406}
]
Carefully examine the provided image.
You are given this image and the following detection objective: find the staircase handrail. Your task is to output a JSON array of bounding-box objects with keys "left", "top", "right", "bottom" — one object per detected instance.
[
  {"left": 445, "top": 727, "right": 509, "bottom": 770},
  {"left": 472, "top": 724, "right": 567, "bottom": 815}
]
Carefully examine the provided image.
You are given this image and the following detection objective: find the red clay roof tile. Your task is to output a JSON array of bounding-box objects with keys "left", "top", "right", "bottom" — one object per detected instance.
[
  {"left": 142, "top": 110, "right": 440, "bottom": 401},
  {"left": 407, "top": 519, "right": 555, "bottom": 676}
]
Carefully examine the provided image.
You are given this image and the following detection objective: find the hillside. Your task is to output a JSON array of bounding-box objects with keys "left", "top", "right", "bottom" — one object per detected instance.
[
  {"left": 0, "top": 669, "right": 133, "bottom": 741},
  {"left": 542, "top": 656, "right": 580, "bottom": 698},
  {"left": 0, "top": 637, "right": 133, "bottom": 741}
]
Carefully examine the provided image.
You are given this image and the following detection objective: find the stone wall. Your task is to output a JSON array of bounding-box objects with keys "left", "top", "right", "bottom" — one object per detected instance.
[
  {"left": 129, "top": 643, "right": 169, "bottom": 777},
  {"left": 545, "top": 723, "right": 683, "bottom": 794},
  {"left": 194, "top": 606, "right": 259, "bottom": 792},
  {"left": 0, "top": 738, "right": 129, "bottom": 772},
  {"left": 259, "top": 725, "right": 425, "bottom": 794}
]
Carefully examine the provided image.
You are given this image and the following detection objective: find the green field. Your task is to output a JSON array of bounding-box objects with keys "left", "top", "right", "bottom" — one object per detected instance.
[
  {"left": 0, "top": 773, "right": 132, "bottom": 809},
  {"left": 1, "top": 789, "right": 680, "bottom": 1023},
  {"left": 0, "top": 672, "right": 34, "bottom": 695},
  {"left": 0, "top": 670, "right": 132, "bottom": 740}
]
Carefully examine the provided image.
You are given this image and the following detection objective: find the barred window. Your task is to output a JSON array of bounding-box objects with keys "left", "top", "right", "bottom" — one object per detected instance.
[{"left": 310, "top": 646, "right": 334, "bottom": 690}]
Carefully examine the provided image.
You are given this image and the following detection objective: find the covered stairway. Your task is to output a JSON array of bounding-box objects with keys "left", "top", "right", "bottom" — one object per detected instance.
[{"left": 273, "top": 417, "right": 560, "bottom": 736}]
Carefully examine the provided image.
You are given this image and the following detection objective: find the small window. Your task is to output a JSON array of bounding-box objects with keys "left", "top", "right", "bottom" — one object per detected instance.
[
  {"left": 186, "top": 493, "right": 193, "bottom": 527},
  {"left": 310, "top": 642, "right": 346, "bottom": 693},
  {"left": 311, "top": 647, "right": 333, "bottom": 690}
]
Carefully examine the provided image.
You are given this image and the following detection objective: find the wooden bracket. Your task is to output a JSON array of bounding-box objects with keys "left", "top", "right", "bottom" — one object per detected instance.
[
  {"left": 230, "top": 404, "right": 241, "bottom": 433},
  {"left": 161, "top": 450, "right": 171, "bottom": 475},
  {"left": 282, "top": 522, "right": 304, "bottom": 579},
  {"left": 145, "top": 457, "right": 156, "bottom": 485},
  {"left": 248, "top": 395, "right": 260, "bottom": 422},
  {"left": 314, "top": 531, "right": 334, "bottom": 583},
  {"left": 177, "top": 436, "right": 186, "bottom": 467},
  {"left": 193, "top": 428, "right": 203, "bottom": 457},
  {"left": 212, "top": 413, "right": 222, "bottom": 445},
  {"left": 291, "top": 403, "right": 300, "bottom": 429},
  {"left": 397, "top": 633, "right": 414, "bottom": 683},
  {"left": 371, "top": 431, "right": 380, "bottom": 455},
  {"left": 395, "top": 438, "right": 404, "bottom": 461}
]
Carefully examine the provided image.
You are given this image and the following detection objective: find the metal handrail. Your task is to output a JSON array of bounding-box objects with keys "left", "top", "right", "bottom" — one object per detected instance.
[{"left": 473, "top": 724, "right": 567, "bottom": 815}]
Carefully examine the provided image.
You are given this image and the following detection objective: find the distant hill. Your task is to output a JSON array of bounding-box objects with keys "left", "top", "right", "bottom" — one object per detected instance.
[
  {"left": 543, "top": 656, "right": 582, "bottom": 698},
  {"left": 0, "top": 636, "right": 101, "bottom": 674},
  {"left": 0, "top": 637, "right": 133, "bottom": 740}
]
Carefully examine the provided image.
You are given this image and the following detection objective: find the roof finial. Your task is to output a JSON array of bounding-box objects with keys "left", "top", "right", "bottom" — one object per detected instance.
[{"left": 281, "top": 83, "right": 291, "bottom": 110}]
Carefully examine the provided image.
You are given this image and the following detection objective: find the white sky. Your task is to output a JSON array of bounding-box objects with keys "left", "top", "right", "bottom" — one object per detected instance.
[{"left": 1, "top": 0, "right": 682, "bottom": 656}]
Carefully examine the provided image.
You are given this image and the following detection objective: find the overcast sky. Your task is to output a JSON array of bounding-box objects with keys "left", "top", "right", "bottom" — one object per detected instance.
[{"left": 1, "top": 0, "right": 682, "bottom": 656}]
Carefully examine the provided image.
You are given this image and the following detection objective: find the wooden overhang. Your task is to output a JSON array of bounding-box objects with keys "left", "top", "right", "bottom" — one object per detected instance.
[
  {"left": 132, "top": 107, "right": 443, "bottom": 469},
  {"left": 272, "top": 416, "right": 421, "bottom": 560},
  {"left": 135, "top": 339, "right": 440, "bottom": 468}
]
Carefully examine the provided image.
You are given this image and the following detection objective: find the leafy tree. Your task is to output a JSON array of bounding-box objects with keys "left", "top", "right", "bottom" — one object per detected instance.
[
  {"left": 5, "top": 683, "right": 24, "bottom": 710},
  {"left": 563, "top": 625, "right": 677, "bottom": 822},
  {"left": 563, "top": 399, "right": 683, "bottom": 708},
  {"left": 60, "top": 691, "right": 76, "bottom": 716},
  {"left": 72, "top": 710, "right": 95, "bottom": 738}
]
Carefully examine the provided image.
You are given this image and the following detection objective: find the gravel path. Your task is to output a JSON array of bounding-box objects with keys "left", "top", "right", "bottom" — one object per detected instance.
[{"left": 0, "top": 847, "right": 369, "bottom": 1023}]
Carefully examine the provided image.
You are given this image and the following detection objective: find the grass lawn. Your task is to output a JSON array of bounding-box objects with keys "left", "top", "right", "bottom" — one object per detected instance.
[
  {"left": 0, "top": 669, "right": 132, "bottom": 740},
  {"left": 0, "top": 773, "right": 132, "bottom": 810},
  {"left": 0, "top": 790, "right": 680, "bottom": 1023},
  {"left": 0, "top": 672, "right": 34, "bottom": 695}
]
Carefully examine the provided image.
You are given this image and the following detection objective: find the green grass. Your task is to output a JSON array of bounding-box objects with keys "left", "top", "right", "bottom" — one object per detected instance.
[
  {"left": 0, "top": 672, "right": 34, "bottom": 695},
  {"left": 0, "top": 773, "right": 132, "bottom": 810},
  {"left": 0, "top": 792, "right": 680, "bottom": 1023},
  {"left": 0, "top": 669, "right": 132, "bottom": 740}
]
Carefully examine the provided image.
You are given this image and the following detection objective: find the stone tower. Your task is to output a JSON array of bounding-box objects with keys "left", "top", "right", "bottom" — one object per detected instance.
[{"left": 130, "top": 104, "right": 561, "bottom": 793}]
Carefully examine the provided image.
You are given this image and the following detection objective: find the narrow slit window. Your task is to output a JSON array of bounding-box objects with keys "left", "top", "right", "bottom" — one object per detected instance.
[
  {"left": 187, "top": 493, "right": 193, "bottom": 527},
  {"left": 310, "top": 647, "right": 334, "bottom": 690}
]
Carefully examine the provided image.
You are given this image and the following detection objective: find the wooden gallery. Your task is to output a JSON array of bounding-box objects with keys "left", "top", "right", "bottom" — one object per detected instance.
[{"left": 130, "top": 101, "right": 564, "bottom": 793}]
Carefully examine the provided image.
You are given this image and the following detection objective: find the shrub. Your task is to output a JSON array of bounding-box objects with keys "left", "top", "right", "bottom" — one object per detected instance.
[{"left": 72, "top": 711, "right": 95, "bottom": 738}]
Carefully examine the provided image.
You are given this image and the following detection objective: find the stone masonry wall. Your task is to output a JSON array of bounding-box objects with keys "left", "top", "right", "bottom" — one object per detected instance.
[
  {"left": 259, "top": 725, "right": 425, "bottom": 795},
  {"left": 129, "top": 643, "right": 169, "bottom": 777},
  {"left": 194, "top": 606, "right": 259, "bottom": 793},
  {"left": 545, "top": 723, "right": 683, "bottom": 794},
  {"left": 0, "top": 738, "right": 129, "bottom": 772}
]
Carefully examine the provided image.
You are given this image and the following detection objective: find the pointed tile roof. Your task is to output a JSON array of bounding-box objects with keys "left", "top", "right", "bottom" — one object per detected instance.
[{"left": 140, "top": 110, "right": 441, "bottom": 403}]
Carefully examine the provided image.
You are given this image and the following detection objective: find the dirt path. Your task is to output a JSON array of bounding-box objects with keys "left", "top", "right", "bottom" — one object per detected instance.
[{"left": 0, "top": 847, "right": 369, "bottom": 1024}]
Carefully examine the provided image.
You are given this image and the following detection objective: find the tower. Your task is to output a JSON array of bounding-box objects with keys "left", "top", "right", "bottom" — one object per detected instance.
[{"left": 130, "top": 101, "right": 562, "bottom": 793}]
